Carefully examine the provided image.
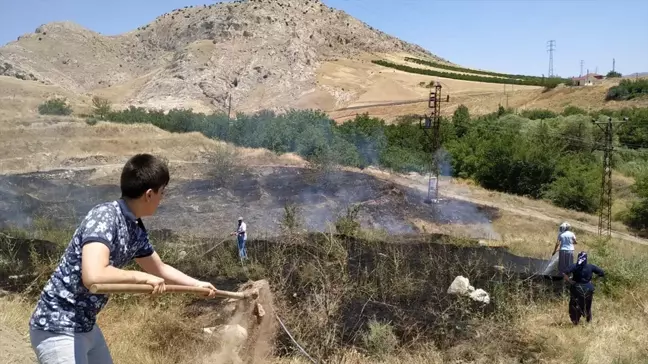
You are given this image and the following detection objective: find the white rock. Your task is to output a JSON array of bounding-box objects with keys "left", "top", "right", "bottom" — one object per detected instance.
[
  {"left": 447, "top": 276, "right": 471, "bottom": 295},
  {"left": 448, "top": 275, "right": 490, "bottom": 305},
  {"left": 469, "top": 289, "right": 490, "bottom": 304}
]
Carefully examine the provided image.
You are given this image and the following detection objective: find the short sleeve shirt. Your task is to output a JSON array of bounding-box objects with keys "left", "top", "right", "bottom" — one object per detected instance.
[
  {"left": 29, "top": 199, "right": 155, "bottom": 333},
  {"left": 558, "top": 231, "right": 576, "bottom": 251}
]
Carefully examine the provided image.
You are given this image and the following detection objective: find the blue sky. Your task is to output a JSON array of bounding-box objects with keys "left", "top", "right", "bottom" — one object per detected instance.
[{"left": 1, "top": 0, "right": 646, "bottom": 77}]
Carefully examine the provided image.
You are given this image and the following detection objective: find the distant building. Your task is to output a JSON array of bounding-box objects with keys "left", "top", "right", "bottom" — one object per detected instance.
[{"left": 571, "top": 73, "right": 605, "bottom": 86}]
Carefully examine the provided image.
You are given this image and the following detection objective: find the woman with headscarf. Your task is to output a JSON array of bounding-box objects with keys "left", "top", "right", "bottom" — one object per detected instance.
[
  {"left": 563, "top": 251, "right": 605, "bottom": 325},
  {"left": 552, "top": 222, "right": 577, "bottom": 275}
]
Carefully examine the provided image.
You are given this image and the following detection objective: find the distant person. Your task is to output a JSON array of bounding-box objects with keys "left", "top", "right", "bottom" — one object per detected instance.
[
  {"left": 28, "top": 154, "right": 217, "bottom": 364},
  {"left": 230, "top": 216, "right": 247, "bottom": 260},
  {"left": 563, "top": 251, "right": 605, "bottom": 325},
  {"left": 552, "top": 222, "right": 577, "bottom": 274}
]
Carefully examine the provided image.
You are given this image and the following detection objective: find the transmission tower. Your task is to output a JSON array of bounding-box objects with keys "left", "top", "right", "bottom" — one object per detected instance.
[
  {"left": 580, "top": 60, "right": 584, "bottom": 77},
  {"left": 420, "top": 83, "right": 450, "bottom": 204},
  {"left": 547, "top": 40, "right": 556, "bottom": 77},
  {"left": 592, "top": 116, "right": 628, "bottom": 238}
]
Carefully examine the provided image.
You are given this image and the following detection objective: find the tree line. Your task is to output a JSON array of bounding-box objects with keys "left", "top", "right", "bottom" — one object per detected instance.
[
  {"left": 403, "top": 56, "right": 571, "bottom": 84},
  {"left": 38, "top": 97, "right": 648, "bottom": 235},
  {"left": 372, "top": 59, "right": 570, "bottom": 88}
]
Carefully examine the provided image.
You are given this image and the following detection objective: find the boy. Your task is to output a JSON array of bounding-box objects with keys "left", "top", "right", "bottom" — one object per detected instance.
[{"left": 29, "top": 154, "right": 217, "bottom": 364}]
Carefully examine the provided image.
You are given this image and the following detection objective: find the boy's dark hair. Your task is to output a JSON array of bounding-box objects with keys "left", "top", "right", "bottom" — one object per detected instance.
[{"left": 120, "top": 154, "right": 170, "bottom": 199}]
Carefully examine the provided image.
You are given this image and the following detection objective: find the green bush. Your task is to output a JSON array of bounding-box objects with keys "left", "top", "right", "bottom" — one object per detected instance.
[
  {"left": 361, "top": 320, "right": 398, "bottom": 358},
  {"left": 620, "top": 173, "right": 648, "bottom": 236},
  {"left": 561, "top": 105, "right": 587, "bottom": 116},
  {"left": 519, "top": 108, "right": 558, "bottom": 120},
  {"left": 606, "top": 70, "right": 622, "bottom": 78},
  {"left": 38, "top": 98, "right": 72, "bottom": 116},
  {"left": 606, "top": 79, "right": 648, "bottom": 101},
  {"left": 97, "top": 102, "right": 648, "bottom": 219},
  {"left": 543, "top": 155, "right": 601, "bottom": 213}
]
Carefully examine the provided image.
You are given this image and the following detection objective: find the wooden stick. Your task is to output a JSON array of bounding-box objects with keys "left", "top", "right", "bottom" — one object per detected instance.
[{"left": 89, "top": 283, "right": 256, "bottom": 300}]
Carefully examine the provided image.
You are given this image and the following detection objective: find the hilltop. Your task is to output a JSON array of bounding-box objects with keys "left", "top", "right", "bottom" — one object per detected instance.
[
  {"left": 0, "top": 0, "right": 445, "bottom": 115},
  {"left": 3, "top": 0, "right": 639, "bottom": 119}
]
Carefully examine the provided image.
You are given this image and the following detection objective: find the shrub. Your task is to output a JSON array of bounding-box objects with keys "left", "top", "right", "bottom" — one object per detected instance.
[
  {"left": 361, "top": 320, "right": 398, "bottom": 358},
  {"left": 619, "top": 173, "right": 648, "bottom": 236},
  {"left": 561, "top": 105, "right": 587, "bottom": 116},
  {"left": 335, "top": 204, "right": 361, "bottom": 236},
  {"left": 38, "top": 98, "right": 72, "bottom": 115},
  {"left": 543, "top": 155, "right": 600, "bottom": 213},
  {"left": 606, "top": 79, "right": 648, "bottom": 101},
  {"left": 519, "top": 108, "right": 558, "bottom": 120},
  {"left": 606, "top": 70, "right": 622, "bottom": 78}
]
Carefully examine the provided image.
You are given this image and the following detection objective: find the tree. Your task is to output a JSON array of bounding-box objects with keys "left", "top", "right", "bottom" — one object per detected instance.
[
  {"left": 452, "top": 104, "right": 471, "bottom": 138},
  {"left": 91, "top": 96, "right": 112, "bottom": 120},
  {"left": 621, "top": 173, "right": 648, "bottom": 235},
  {"left": 606, "top": 70, "right": 622, "bottom": 78}
]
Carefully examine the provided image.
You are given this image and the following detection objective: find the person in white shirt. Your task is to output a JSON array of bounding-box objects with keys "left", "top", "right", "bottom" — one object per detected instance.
[
  {"left": 230, "top": 216, "right": 247, "bottom": 260},
  {"left": 552, "top": 222, "right": 577, "bottom": 274}
]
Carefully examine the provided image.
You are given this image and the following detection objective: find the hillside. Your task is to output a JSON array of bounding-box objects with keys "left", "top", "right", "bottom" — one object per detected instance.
[{"left": 0, "top": 0, "right": 445, "bottom": 115}]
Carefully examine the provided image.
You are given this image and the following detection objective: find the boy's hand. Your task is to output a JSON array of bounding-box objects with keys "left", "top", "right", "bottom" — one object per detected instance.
[
  {"left": 144, "top": 275, "right": 166, "bottom": 295},
  {"left": 195, "top": 281, "right": 217, "bottom": 298}
]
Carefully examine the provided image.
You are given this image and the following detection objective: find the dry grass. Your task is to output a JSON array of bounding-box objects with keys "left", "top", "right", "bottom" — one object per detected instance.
[
  {"left": 2, "top": 225, "right": 648, "bottom": 364},
  {"left": 0, "top": 116, "right": 306, "bottom": 176}
]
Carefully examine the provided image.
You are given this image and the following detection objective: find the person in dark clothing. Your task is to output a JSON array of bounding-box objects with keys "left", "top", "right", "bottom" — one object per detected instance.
[{"left": 562, "top": 251, "right": 605, "bottom": 325}]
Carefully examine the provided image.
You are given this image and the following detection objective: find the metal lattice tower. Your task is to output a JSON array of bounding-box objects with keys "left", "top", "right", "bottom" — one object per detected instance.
[
  {"left": 420, "top": 83, "right": 448, "bottom": 204},
  {"left": 547, "top": 40, "right": 556, "bottom": 77},
  {"left": 592, "top": 117, "right": 628, "bottom": 238},
  {"left": 580, "top": 60, "right": 584, "bottom": 77}
]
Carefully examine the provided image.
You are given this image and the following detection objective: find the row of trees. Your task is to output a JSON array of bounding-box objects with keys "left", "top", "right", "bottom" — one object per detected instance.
[
  {"left": 404, "top": 56, "right": 571, "bottom": 84},
  {"left": 372, "top": 60, "right": 569, "bottom": 88},
  {"left": 38, "top": 97, "right": 648, "bottom": 234}
]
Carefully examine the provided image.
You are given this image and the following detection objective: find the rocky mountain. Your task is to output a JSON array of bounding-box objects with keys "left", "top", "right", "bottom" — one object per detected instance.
[{"left": 0, "top": 0, "right": 442, "bottom": 113}]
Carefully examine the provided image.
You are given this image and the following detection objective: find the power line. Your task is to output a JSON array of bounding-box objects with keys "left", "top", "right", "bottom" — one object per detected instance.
[{"left": 547, "top": 40, "right": 556, "bottom": 77}]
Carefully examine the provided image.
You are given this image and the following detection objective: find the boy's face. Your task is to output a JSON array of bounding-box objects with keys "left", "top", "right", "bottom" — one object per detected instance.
[{"left": 142, "top": 185, "right": 166, "bottom": 216}]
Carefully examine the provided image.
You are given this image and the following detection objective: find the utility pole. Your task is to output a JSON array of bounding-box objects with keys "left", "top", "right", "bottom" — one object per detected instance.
[
  {"left": 547, "top": 40, "right": 556, "bottom": 77},
  {"left": 227, "top": 93, "right": 232, "bottom": 119},
  {"left": 612, "top": 58, "right": 615, "bottom": 72},
  {"left": 580, "top": 60, "right": 584, "bottom": 77},
  {"left": 420, "top": 83, "right": 449, "bottom": 204},
  {"left": 592, "top": 116, "right": 628, "bottom": 238}
]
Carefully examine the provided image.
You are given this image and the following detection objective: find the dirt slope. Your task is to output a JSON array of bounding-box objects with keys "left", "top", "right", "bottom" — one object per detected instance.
[
  {"left": 329, "top": 81, "right": 648, "bottom": 123},
  {"left": 0, "top": 0, "right": 442, "bottom": 115}
]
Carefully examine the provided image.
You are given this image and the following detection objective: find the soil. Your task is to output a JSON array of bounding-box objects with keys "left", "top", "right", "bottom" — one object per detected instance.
[{"left": 0, "top": 326, "right": 35, "bottom": 364}]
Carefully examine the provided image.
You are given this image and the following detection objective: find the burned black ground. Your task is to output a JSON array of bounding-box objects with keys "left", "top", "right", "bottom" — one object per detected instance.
[{"left": 0, "top": 166, "right": 500, "bottom": 239}]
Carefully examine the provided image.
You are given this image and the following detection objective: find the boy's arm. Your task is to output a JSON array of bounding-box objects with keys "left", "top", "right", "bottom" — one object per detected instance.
[
  {"left": 135, "top": 252, "right": 217, "bottom": 292},
  {"left": 82, "top": 243, "right": 164, "bottom": 292}
]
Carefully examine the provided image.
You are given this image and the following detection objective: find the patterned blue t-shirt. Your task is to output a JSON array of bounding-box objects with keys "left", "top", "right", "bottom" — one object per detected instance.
[{"left": 29, "top": 199, "right": 155, "bottom": 333}]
